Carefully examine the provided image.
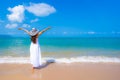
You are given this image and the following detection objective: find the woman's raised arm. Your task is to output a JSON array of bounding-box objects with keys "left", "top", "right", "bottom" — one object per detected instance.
[
  {"left": 38, "top": 27, "right": 51, "bottom": 36},
  {"left": 18, "top": 28, "right": 30, "bottom": 35}
]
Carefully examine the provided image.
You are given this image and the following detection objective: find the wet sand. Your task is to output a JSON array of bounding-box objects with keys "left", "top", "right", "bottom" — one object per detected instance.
[{"left": 0, "top": 63, "right": 120, "bottom": 80}]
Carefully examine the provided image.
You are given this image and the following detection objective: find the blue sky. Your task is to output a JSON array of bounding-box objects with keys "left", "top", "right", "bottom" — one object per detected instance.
[{"left": 0, "top": 0, "right": 120, "bottom": 37}]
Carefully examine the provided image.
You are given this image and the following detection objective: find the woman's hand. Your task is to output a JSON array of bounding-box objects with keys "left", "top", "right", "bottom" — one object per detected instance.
[
  {"left": 18, "top": 28, "right": 23, "bottom": 30},
  {"left": 38, "top": 26, "right": 51, "bottom": 36},
  {"left": 47, "top": 26, "right": 51, "bottom": 30}
]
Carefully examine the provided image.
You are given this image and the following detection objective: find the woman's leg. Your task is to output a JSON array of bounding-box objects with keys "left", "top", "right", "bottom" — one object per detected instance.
[{"left": 32, "top": 67, "right": 35, "bottom": 73}]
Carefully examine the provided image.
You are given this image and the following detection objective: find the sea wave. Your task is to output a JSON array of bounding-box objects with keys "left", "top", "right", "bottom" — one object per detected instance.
[{"left": 0, "top": 56, "right": 120, "bottom": 64}]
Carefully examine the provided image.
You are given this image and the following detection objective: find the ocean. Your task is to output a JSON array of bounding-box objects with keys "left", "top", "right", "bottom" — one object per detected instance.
[{"left": 0, "top": 37, "right": 120, "bottom": 63}]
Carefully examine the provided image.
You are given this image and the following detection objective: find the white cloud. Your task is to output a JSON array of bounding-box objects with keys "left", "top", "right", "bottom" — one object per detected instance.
[
  {"left": 5, "top": 23, "right": 18, "bottom": 29},
  {"left": 26, "top": 3, "right": 56, "bottom": 17},
  {"left": 30, "top": 18, "right": 39, "bottom": 23},
  {"left": 87, "top": 31, "right": 95, "bottom": 34},
  {"left": 7, "top": 5, "right": 25, "bottom": 23},
  {"left": 22, "top": 24, "right": 31, "bottom": 28}
]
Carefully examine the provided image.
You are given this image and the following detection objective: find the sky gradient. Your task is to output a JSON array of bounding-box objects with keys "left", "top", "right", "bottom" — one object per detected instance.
[{"left": 0, "top": 0, "right": 120, "bottom": 37}]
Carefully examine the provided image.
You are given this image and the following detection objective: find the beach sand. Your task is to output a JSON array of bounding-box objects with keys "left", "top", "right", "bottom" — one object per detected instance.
[{"left": 0, "top": 63, "right": 120, "bottom": 80}]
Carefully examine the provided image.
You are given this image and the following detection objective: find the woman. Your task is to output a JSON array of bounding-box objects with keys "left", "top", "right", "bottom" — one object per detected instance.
[{"left": 18, "top": 27, "right": 50, "bottom": 69}]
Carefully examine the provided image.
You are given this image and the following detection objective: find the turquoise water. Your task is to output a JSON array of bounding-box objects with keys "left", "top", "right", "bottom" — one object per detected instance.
[{"left": 0, "top": 37, "right": 120, "bottom": 58}]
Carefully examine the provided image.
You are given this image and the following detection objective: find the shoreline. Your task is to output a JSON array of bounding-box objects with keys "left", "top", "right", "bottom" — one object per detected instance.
[
  {"left": 0, "top": 63, "right": 120, "bottom": 80},
  {"left": 0, "top": 56, "right": 120, "bottom": 64}
]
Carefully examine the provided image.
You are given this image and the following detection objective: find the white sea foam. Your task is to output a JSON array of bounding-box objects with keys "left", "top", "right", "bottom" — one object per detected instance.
[
  {"left": 55, "top": 56, "right": 120, "bottom": 63},
  {"left": 0, "top": 56, "right": 120, "bottom": 64},
  {"left": 0, "top": 57, "right": 30, "bottom": 64}
]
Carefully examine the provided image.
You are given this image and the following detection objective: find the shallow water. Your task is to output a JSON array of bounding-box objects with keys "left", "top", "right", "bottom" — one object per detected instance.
[{"left": 0, "top": 37, "right": 120, "bottom": 63}]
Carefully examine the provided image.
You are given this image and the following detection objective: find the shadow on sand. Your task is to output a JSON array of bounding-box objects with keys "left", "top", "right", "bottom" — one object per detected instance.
[{"left": 33, "top": 59, "right": 55, "bottom": 70}]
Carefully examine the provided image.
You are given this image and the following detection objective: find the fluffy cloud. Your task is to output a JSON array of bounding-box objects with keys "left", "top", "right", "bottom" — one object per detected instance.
[
  {"left": 30, "top": 18, "right": 39, "bottom": 23},
  {"left": 6, "top": 3, "right": 56, "bottom": 29},
  {"left": 7, "top": 3, "right": 56, "bottom": 23},
  {"left": 5, "top": 23, "right": 18, "bottom": 29},
  {"left": 7, "top": 5, "right": 25, "bottom": 23},
  {"left": 26, "top": 3, "right": 56, "bottom": 17}
]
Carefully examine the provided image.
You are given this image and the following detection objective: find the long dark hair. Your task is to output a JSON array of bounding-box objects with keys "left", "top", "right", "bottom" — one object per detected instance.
[{"left": 31, "top": 34, "right": 38, "bottom": 44}]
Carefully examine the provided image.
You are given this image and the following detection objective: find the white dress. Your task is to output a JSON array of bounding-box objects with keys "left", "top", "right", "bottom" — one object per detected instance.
[{"left": 30, "top": 38, "right": 42, "bottom": 67}]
